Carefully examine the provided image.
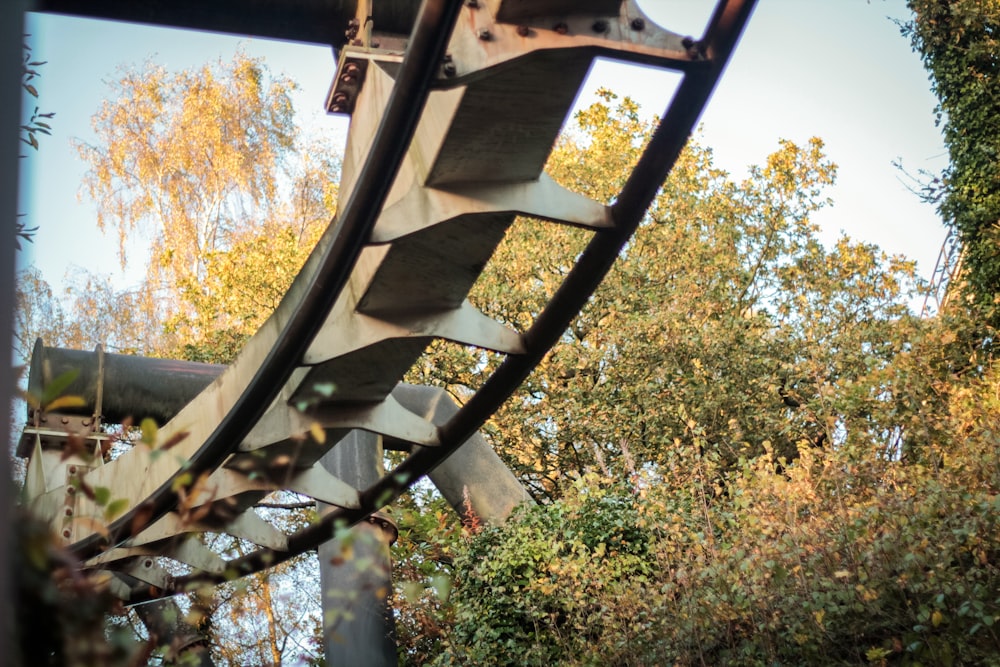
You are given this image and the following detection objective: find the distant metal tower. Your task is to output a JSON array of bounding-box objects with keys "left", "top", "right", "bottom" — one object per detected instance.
[{"left": 921, "top": 227, "right": 964, "bottom": 317}]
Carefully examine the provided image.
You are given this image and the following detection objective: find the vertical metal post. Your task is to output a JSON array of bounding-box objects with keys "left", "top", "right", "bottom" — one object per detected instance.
[
  {"left": 317, "top": 430, "right": 397, "bottom": 666},
  {"left": 392, "top": 384, "right": 532, "bottom": 525},
  {"left": 5, "top": 2, "right": 28, "bottom": 663},
  {"left": 133, "top": 597, "right": 214, "bottom": 667}
]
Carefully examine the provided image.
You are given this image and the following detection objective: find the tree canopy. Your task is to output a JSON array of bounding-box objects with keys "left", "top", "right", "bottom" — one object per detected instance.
[
  {"left": 903, "top": 0, "right": 1000, "bottom": 325},
  {"left": 397, "top": 94, "right": 1000, "bottom": 665}
]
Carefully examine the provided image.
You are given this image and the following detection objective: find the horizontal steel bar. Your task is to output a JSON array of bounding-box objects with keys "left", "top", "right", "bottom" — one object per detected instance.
[{"left": 31, "top": 0, "right": 420, "bottom": 49}]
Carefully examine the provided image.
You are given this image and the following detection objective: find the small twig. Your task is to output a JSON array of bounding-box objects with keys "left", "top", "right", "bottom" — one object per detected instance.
[{"left": 254, "top": 501, "right": 314, "bottom": 511}]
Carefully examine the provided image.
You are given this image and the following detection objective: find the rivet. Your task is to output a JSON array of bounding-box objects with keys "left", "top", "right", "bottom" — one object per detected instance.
[
  {"left": 466, "top": 0, "right": 479, "bottom": 6},
  {"left": 592, "top": 20, "right": 609, "bottom": 34},
  {"left": 67, "top": 486, "right": 76, "bottom": 495},
  {"left": 62, "top": 529, "right": 71, "bottom": 538},
  {"left": 331, "top": 92, "right": 349, "bottom": 106},
  {"left": 68, "top": 465, "right": 77, "bottom": 475},
  {"left": 442, "top": 62, "right": 457, "bottom": 77},
  {"left": 61, "top": 416, "right": 69, "bottom": 424},
  {"left": 630, "top": 18, "right": 645, "bottom": 31},
  {"left": 681, "top": 36, "right": 695, "bottom": 49},
  {"left": 144, "top": 559, "right": 153, "bottom": 568},
  {"left": 477, "top": 28, "right": 491, "bottom": 41},
  {"left": 553, "top": 22, "right": 568, "bottom": 35},
  {"left": 65, "top": 508, "right": 73, "bottom": 517},
  {"left": 516, "top": 25, "right": 531, "bottom": 37},
  {"left": 341, "top": 62, "right": 360, "bottom": 84}
]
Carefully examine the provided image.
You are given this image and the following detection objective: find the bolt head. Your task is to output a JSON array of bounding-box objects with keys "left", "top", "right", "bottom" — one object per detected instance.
[
  {"left": 553, "top": 22, "right": 569, "bottom": 35},
  {"left": 477, "top": 28, "right": 491, "bottom": 41},
  {"left": 516, "top": 25, "right": 531, "bottom": 37},
  {"left": 592, "top": 20, "right": 609, "bottom": 34},
  {"left": 631, "top": 18, "right": 646, "bottom": 31},
  {"left": 443, "top": 62, "right": 457, "bottom": 77}
]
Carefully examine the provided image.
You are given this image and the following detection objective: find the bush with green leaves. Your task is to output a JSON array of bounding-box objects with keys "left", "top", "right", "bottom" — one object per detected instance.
[
  {"left": 433, "top": 475, "right": 654, "bottom": 666},
  {"left": 434, "top": 350, "right": 1000, "bottom": 666}
]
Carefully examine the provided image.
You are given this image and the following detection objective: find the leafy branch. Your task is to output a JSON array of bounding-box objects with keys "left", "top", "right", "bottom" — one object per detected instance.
[{"left": 17, "top": 36, "right": 55, "bottom": 250}]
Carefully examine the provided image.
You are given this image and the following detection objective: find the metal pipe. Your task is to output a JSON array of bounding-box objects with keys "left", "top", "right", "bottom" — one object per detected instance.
[
  {"left": 392, "top": 384, "right": 531, "bottom": 525},
  {"left": 317, "top": 430, "right": 396, "bottom": 667},
  {"left": 70, "top": 0, "right": 464, "bottom": 560},
  {"left": 26, "top": 341, "right": 526, "bottom": 526},
  {"left": 30, "top": 0, "right": 422, "bottom": 49},
  {"left": 26, "top": 340, "right": 222, "bottom": 427},
  {"left": 25, "top": 339, "right": 529, "bottom": 523}
]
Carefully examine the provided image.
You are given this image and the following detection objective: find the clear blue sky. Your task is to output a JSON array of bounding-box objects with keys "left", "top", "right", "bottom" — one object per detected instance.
[{"left": 18, "top": 1, "right": 946, "bottom": 299}]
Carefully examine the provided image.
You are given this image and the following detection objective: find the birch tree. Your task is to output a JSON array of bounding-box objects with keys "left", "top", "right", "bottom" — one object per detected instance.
[{"left": 76, "top": 52, "right": 298, "bottom": 295}]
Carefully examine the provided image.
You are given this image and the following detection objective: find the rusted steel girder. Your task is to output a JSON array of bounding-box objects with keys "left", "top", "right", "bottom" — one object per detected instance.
[{"left": 29, "top": 0, "right": 421, "bottom": 49}]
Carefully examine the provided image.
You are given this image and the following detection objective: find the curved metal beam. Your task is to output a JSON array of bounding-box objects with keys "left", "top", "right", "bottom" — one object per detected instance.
[
  {"left": 69, "top": 0, "right": 464, "bottom": 560},
  {"left": 142, "top": 0, "right": 757, "bottom": 599}
]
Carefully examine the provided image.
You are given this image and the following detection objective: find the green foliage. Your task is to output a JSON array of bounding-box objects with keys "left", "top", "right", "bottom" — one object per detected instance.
[
  {"left": 902, "top": 0, "right": 1000, "bottom": 324},
  {"left": 438, "top": 356, "right": 1000, "bottom": 665},
  {"left": 13, "top": 510, "right": 148, "bottom": 666},
  {"left": 409, "top": 93, "right": 1000, "bottom": 664},
  {"left": 17, "top": 35, "right": 54, "bottom": 249},
  {"left": 392, "top": 489, "right": 463, "bottom": 665},
  {"left": 425, "top": 92, "right": 922, "bottom": 500},
  {"left": 167, "top": 214, "right": 330, "bottom": 363},
  {"left": 435, "top": 475, "right": 653, "bottom": 666}
]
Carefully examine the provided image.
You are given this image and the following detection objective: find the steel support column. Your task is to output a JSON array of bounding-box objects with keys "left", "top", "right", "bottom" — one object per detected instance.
[
  {"left": 317, "top": 430, "right": 397, "bottom": 666},
  {"left": 391, "top": 384, "right": 531, "bottom": 525},
  {"left": 7, "top": 3, "right": 28, "bottom": 662}
]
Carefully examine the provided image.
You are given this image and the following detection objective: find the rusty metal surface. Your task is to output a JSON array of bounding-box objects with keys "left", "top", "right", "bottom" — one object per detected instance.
[{"left": 30, "top": 0, "right": 422, "bottom": 49}]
